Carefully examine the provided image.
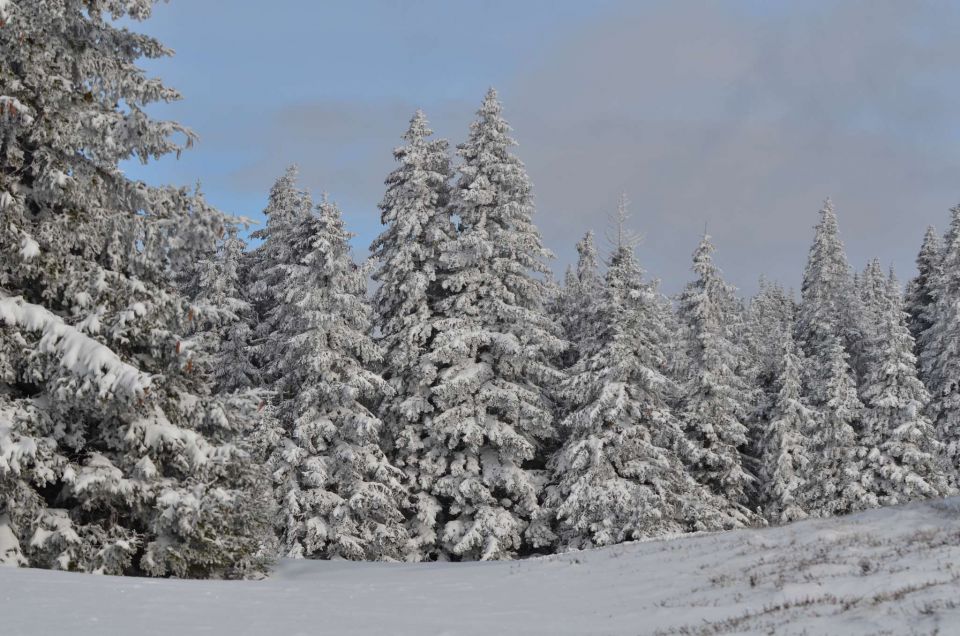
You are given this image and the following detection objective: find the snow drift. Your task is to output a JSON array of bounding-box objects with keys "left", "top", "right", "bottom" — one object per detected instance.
[{"left": 3, "top": 497, "right": 960, "bottom": 635}]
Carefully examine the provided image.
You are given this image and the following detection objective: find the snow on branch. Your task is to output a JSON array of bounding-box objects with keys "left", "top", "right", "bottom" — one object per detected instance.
[{"left": 0, "top": 295, "right": 151, "bottom": 399}]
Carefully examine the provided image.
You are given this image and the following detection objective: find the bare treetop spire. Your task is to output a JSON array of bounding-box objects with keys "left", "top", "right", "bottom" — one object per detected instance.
[{"left": 606, "top": 192, "right": 641, "bottom": 253}]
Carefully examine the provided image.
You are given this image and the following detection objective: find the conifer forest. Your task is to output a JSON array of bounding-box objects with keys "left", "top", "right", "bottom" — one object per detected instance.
[{"left": 5, "top": 6, "right": 960, "bottom": 633}]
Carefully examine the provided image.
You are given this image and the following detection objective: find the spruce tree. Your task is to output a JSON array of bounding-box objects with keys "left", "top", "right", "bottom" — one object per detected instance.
[
  {"left": 906, "top": 226, "right": 942, "bottom": 359},
  {"left": 860, "top": 259, "right": 888, "bottom": 337},
  {"left": 553, "top": 265, "right": 578, "bottom": 354},
  {"left": 180, "top": 226, "right": 259, "bottom": 394},
  {"left": 757, "top": 337, "right": 814, "bottom": 524},
  {"left": 265, "top": 193, "right": 408, "bottom": 561},
  {"left": 747, "top": 280, "right": 796, "bottom": 399},
  {"left": 426, "top": 88, "right": 564, "bottom": 560},
  {"left": 217, "top": 230, "right": 261, "bottom": 394},
  {"left": 0, "top": 1, "right": 271, "bottom": 577},
  {"left": 556, "top": 231, "right": 604, "bottom": 367},
  {"left": 797, "top": 199, "right": 868, "bottom": 389},
  {"left": 676, "top": 236, "right": 756, "bottom": 523},
  {"left": 858, "top": 258, "right": 889, "bottom": 385},
  {"left": 246, "top": 166, "right": 315, "bottom": 388},
  {"left": 860, "top": 273, "right": 950, "bottom": 502},
  {"left": 804, "top": 338, "right": 877, "bottom": 517},
  {"left": 369, "top": 110, "right": 454, "bottom": 560},
  {"left": 548, "top": 245, "right": 736, "bottom": 550},
  {"left": 921, "top": 206, "right": 960, "bottom": 478},
  {"left": 745, "top": 278, "right": 797, "bottom": 476}
]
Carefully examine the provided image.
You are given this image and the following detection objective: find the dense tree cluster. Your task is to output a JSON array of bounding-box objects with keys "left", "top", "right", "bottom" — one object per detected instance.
[{"left": 1, "top": 2, "right": 956, "bottom": 578}]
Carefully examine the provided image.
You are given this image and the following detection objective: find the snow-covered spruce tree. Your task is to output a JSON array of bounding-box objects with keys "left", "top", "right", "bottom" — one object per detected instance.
[
  {"left": 859, "top": 259, "right": 888, "bottom": 337},
  {"left": 268, "top": 195, "right": 408, "bottom": 561},
  {"left": 547, "top": 245, "right": 737, "bottom": 550},
  {"left": 555, "top": 231, "right": 604, "bottom": 368},
  {"left": 174, "top": 221, "right": 278, "bottom": 565},
  {"left": 426, "top": 88, "right": 564, "bottom": 560},
  {"left": 238, "top": 167, "right": 319, "bottom": 552},
  {"left": 905, "top": 226, "right": 942, "bottom": 361},
  {"left": 747, "top": 279, "right": 796, "bottom": 398},
  {"left": 854, "top": 258, "right": 889, "bottom": 374},
  {"left": 675, "top": 236, "right": 757, "bottom": 524},
  {"left": 859, "top": 273, "right": 950, "bottom": 502},
  {"left": 744, "top": 278, "right": 797, "bottom": 469},
  {"left": 246, "top": 166, "right": 314, "bottom": 389},
  {"left": 0, "top": 1, "right": 272, "bottom": 577},
  {"left": 804, "top": 338, "right": 877, "bottom": 517},
  {"left": 553, "top": 266, "right": 578, "bottom": 350},
  {"left": 176, "top": 222, "right": 277, "bottom": 562},
  {"left": 797, "top": 199, "right": 868, "bottom": 389},
  {"left": 857, "top": 258, "right": 890, "bottom": 386},
  {"left": 921, "top": 206, "right": 960, "bottom": 477},
  {"left": 757, "top": 336, "right": 814, "bottom": 525},
  {"left": 179, "top": 226, "right": 260, "bottom": 394},
  {"left": 215, "top": 230, "right": 261, "bottom": 394},
  {"left": 368, "top": 110, "right": 454, "bottom": 560}
]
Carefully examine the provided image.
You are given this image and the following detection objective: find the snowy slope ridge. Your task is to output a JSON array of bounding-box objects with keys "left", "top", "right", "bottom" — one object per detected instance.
[{"left": 4, "top": 499, "right": 960, "bottom": 635}]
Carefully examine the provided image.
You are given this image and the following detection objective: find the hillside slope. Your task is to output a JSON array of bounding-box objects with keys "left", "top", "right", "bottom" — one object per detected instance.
[{"left": 3, "top": 499, "right": 960, "bottom": 635}]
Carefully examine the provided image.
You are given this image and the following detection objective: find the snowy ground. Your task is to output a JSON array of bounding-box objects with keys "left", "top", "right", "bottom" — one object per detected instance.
[{"left": 4, "top": 500, "right": 960, "bottom": 635}]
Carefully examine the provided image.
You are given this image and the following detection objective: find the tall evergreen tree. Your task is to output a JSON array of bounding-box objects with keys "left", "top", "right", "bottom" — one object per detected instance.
[
  {"left": 246, "top": 166, "right": 315, "bottom": 389},
  {"left": 906, "top": 226, "right": 942, "bottom": 360},
  {"left": 747, "top": 280, "right": 796, "bottom": 397},
  {"left": 547, "top": 245, "right": 736, "bottom": 550},
  {"left": 860, "top": 259, "right": 888, "bottom": 335},
  {"left": 268, "top": 195, "right": 409, "bottom": 560},
  {"left": 745, "top": 278, "right": 797, "bottom": 468},
  {"left": 859, "top": 273, "right": 951, "bottom": 502},
  {"left": 0, "top": 1, "right": 271, "bottom": 577},
  {"left": 797, "top": 199, "right": 868, "bottom": 390},
  {"left": 180, "top": 226, "right": 260, "bottom": 394},
  {"left": 757, "top": 336, "right": 814, "bottom": 525},
  {"left": 214, "top": 230, "right": 262, "bottom": 394},
  {"left": 369, "top": 110, "right": 454, "bottom": 560},
  {"left": 556, "top": 231, "right": 604, "bottom": 367},
  {"left": 921, "top": 206, "right": 960, "bottom": 478},
  {"left": 676, "top": 236, "right": 756, "bottom": 523},
  {"left": 804, "top": 338, "right": 877, "bottom": 517},
  {"left": 858, "top": 258, "right": 889, "bottom": 386},
  {"left": 425, "top": 88, "right": 564, "bottom": 560}
]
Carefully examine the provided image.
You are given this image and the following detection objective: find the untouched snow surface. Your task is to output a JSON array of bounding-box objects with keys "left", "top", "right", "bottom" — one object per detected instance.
[{"left": 4, "top": 499, "right": 960, "bottom": 635}]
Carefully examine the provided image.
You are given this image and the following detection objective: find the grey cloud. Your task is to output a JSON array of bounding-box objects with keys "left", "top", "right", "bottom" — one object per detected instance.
[
  {"left": 220, "top": 0, "right": 960, "bottom": 296},
  {"left": 504, "top": 0, "right": 960, "bottom": 293}
]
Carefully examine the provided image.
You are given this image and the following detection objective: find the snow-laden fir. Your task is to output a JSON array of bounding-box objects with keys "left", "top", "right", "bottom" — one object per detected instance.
[
  {"left": 755, "top": 334, "right": 814, "bottom": 524},
  {"left": 406, "top": 88, "right": 564, "bottom": 561},
  {"left": 369, "top": 110, "right": 455, "bottom": 561},
  {"left": 0, "top": 0, "right": 272, "bottom": 577},
  {"left": 675, "top": 235, "right": 758, "bottom": 526}
]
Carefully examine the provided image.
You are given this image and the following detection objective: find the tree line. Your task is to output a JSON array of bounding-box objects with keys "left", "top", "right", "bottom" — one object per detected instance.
[{"left": 0, "top": 1, "right": 955, "bottom": 578}]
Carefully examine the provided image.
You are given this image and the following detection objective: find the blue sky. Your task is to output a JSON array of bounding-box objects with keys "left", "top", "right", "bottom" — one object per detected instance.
[
  {"left": 126, "top": 0, "right": 960, "bottom": 294},
  {"left": 126, "top": 0, "right": 624, "bottom": 264}
]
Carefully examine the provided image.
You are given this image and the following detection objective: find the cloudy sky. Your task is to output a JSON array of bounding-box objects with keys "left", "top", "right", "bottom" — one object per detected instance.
[{"left": 127, "top": 0, "right": 960, "bottom": 294}]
